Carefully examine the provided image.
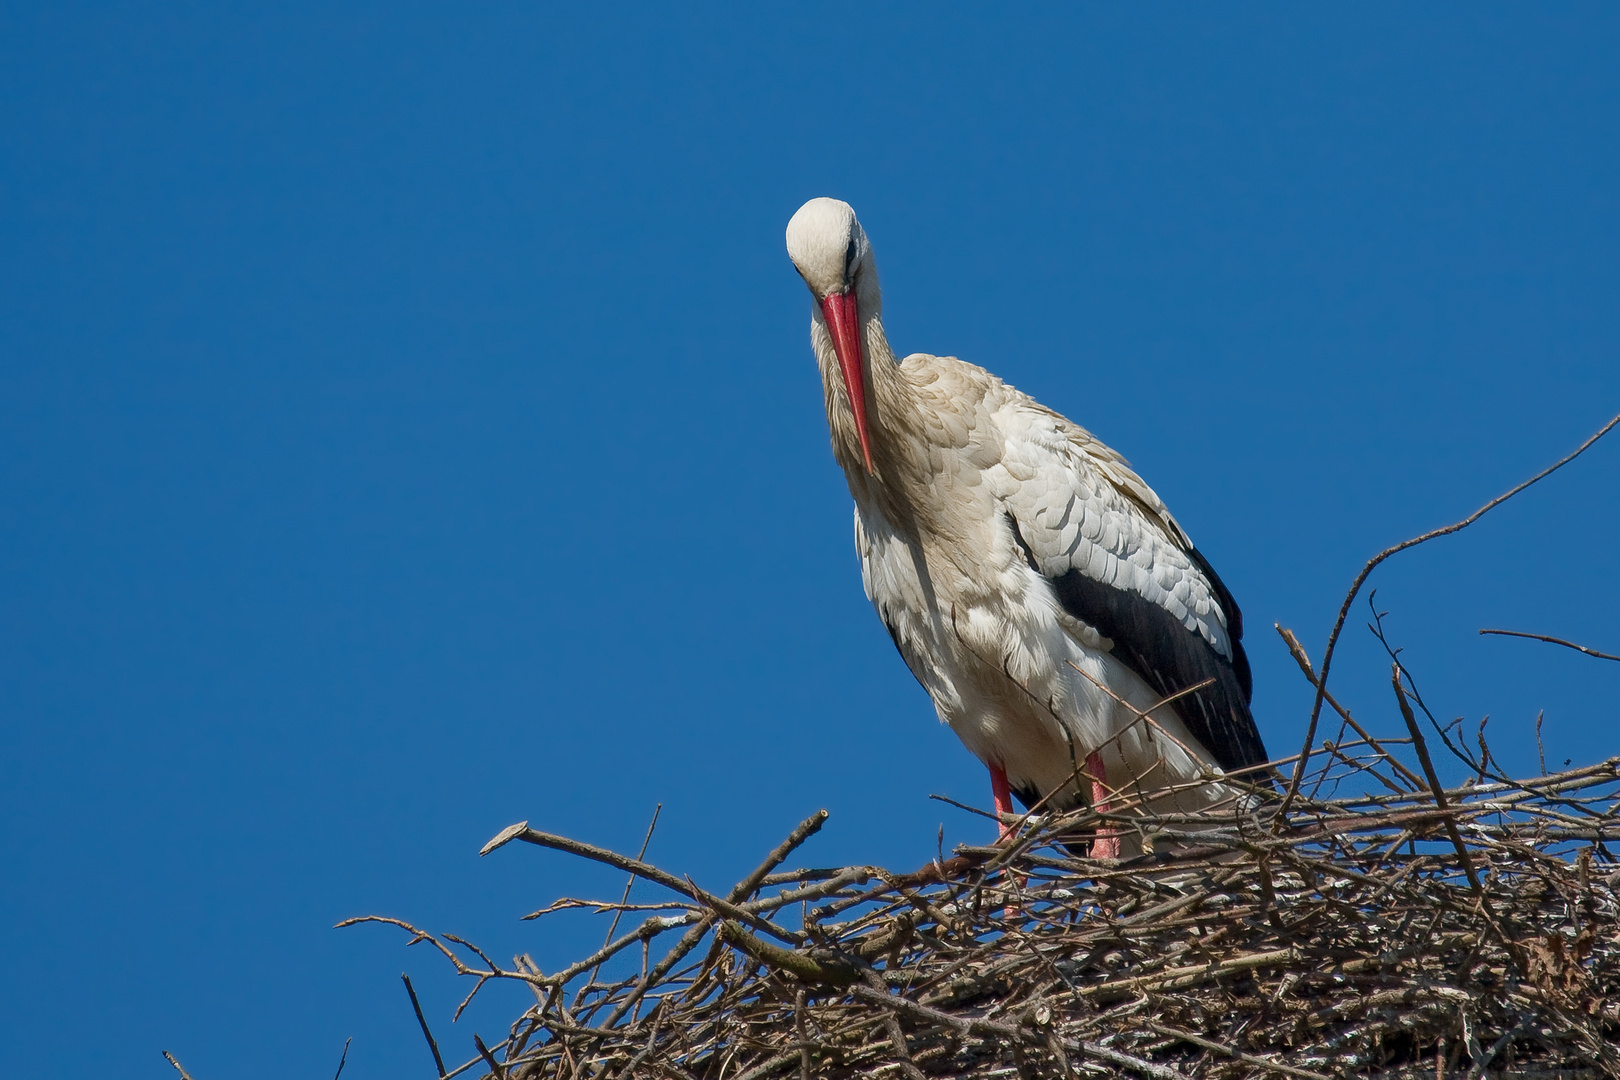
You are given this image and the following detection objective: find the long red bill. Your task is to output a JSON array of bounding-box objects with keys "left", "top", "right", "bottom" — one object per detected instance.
[{"left": 819, "top": 291, "right": 875, "bottom": 473}]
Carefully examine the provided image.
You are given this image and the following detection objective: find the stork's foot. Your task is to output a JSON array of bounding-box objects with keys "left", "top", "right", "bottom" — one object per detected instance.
[{"left": 1089, "top": 831, "right": 1120, "bottom": 860}]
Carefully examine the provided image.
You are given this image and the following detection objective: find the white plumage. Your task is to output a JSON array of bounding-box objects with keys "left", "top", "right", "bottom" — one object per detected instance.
[{"left": 786, "top": 198, "right": 1269, "bottom": 853}]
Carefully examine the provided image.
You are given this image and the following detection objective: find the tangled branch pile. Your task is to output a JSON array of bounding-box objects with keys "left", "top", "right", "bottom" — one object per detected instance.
[
  {"left": 348, "top": 677, "right": 1620, "bottom": 1079},
  {"left": 330, "top": 413, "right": 1620, "bottom": 1079}
]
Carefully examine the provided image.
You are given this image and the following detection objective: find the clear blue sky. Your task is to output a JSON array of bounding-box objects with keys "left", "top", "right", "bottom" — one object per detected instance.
[{"left": 3, "top": 6, "right": 1618, "bottom": 1077}]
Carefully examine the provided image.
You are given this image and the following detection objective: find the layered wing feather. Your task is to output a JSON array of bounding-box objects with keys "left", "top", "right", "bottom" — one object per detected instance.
[{"left": 990, "top": 397, "right": 1268, "bottom": 777}]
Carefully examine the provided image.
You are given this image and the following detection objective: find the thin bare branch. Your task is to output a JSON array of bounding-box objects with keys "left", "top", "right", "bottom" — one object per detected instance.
[
  {"left": 161, "top": 1051, "right": 197, "bottom": 1080},
  {"left": 330, "top": 1036, "right": 352, "bottom": 1080},
  {"left": 403, "top": 973, "right": 447, "bottom": 1078},
  {"left": 1479, "top": 627, "right": 1620, "bottom": 663},
  {"left": 1276, "top": 623, "right": 1425, "bottom": 791},
  {"left": 1391, "top": 665, "right": 1482, "bottom": 896},
  {"left": 473, "top": 1034, "right": 507, "bottom": 1079},
  {"left": 1285, "top": 409, "right": 1620, "bottom": 813}
]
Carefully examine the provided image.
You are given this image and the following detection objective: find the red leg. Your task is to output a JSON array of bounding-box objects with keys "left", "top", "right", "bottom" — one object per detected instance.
[
  {"left": 988, "top": 761, "right": 1025, "bottom": 917},
  {"left": 1086, "top": 750, "right": 1120, "bottom": 859},
  {"left": 989, "top": 761, "right": 1015, "bottom": 841}
]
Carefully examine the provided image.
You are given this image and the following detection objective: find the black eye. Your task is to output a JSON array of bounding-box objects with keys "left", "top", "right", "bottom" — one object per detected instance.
[{"left": 843, "top": 235, "right": 859, "bottom": 285}]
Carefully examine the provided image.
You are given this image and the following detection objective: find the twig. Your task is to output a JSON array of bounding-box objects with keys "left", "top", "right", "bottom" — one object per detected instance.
[
  {"left": 730, "top": 1050, "right": 804, "bottom": 1080},
  {"left": 1479, "top": 628, "right": 1620, "bottom": 663},
  {"left": 403, "top": 973, "right": 448, "bottom": 1078},
  {"left": 717, "top": 921, "right": 860, "bottom": 986},
  {"left": 331, "top": 1036, "right": 352, "bottom": 1080},
  {"left": 589, "top": 803, "right": 662, "bottom": 990},
  {"left": 845, "top": 983, "right": 1189, "bottom": 1080},
  {"left": 929, "top": 792, "right": 1000, "bottom": 822},
  {"left": 1463, "top": 1017, "right": 1526, "bottom": 1079},
  {"left": 1391, "top": 665, "right": 1482, "bottom": 896},
  {"left": 1537, "top": 710, "right": 1547, "bottom": 776},
  {"left": 161, "top": 1051, "right": 197, "bottom": 1080},
  {"left": 1284, "top": 409, "right": 1620, "bottom": 813},
  {"left": 728, "top": 809, "right": 831, "bottom": 901},
  {"left": 1276, "top": 624, "right": 1424, "bottom": 791},
  {"left": 525, "top": 898, "right": 693, "bottom": 919},
  {"left": 794, "top": 988, "right": 812, "bottom": 1080},
  {"left": 473, "top": 1034, "right": 506, "bottom": 1080},
  {"left": 863, "top": 969, "right": 927, "bottom": 1080},
  {"left": 482, "top": 823, "right": 799, "bottom": 944},
  {"left": 1083, "top": 947, "right": 1298, "bottom": 998},
  {"left": 603, "top": 810, "right": 830, "bottom": 1029},
  {"left": 1144, "top": 1022, "right": 1332, "bottom": 1080}
]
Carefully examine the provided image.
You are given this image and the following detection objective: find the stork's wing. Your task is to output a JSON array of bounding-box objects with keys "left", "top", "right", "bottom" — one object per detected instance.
[{"left": 993, "top": 400, "right": 1268, "bottom": 778}]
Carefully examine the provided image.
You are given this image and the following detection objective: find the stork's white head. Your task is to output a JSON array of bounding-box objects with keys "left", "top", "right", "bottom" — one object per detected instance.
[
  {"left": 785, "top": 197, "right": 874, "bottom": 300},
  {"left": 786, "top": 197, "right": 879, "bottom": 472}
]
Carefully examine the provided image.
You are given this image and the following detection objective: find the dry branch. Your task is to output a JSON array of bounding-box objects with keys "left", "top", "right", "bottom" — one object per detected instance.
[
  {"left": 1285, "top": 408, "right": 1620, "bottom": 813},
  {"left": 1479, "top": 628, "right": 1620, "bottom": 664}
]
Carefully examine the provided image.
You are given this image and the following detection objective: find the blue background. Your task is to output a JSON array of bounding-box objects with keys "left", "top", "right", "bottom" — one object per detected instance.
[{"left": 3, "top": 6, "right": 1618, "bottom": 1077}]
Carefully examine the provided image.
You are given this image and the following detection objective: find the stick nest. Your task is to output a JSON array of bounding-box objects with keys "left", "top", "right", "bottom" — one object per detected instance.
[
  {"left": 348, "top": 731, "right": 1620, "bottom": 1079},
  {"left": 334, "top": 411, "right": 1620, "bottom": 1079}
]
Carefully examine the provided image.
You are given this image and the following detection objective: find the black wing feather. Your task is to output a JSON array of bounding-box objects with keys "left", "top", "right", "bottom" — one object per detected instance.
[
  {"left": 1007, "top": 514, "right": 1268, "bottom": 777},
  {"left": 1186, "top": 545, "right": 1253, "bottom": 703}
]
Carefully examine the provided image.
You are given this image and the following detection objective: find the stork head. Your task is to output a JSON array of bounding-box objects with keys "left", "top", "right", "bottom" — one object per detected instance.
[{"left": 786, "top": 197, "right": 878, "bottom": 473}]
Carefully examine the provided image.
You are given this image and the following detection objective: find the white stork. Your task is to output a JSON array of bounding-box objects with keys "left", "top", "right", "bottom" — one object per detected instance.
[{"left": 785, "top": 198, "right": 1269, "bottom": 856}]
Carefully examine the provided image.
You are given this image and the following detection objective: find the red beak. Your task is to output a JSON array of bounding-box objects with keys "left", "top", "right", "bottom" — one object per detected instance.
[{"left": 819, "top": 291, "right": 876, "bottom": 473}]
